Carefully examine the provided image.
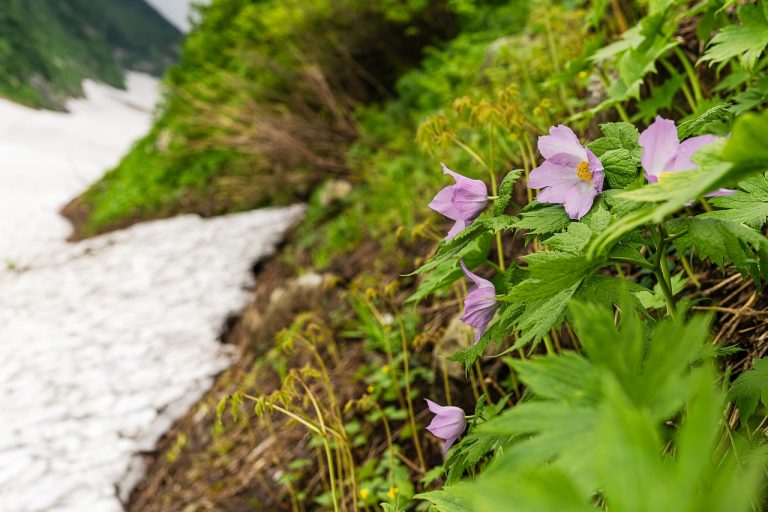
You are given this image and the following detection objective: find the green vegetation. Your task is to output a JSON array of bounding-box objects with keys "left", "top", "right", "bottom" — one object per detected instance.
[
  {"left": 0, "top": 0, "right": 180, "bottom": 109},
  {"left": 80, "top": 0, "right": 768, "bottom": 510}
]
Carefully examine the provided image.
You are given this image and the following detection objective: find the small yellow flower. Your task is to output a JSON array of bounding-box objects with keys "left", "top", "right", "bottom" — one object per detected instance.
[
  {"left": 367, "top": 385, "right": 375, "bottom": 394},
  {"left": 382, "top": 365, "right": 390, "bottom": 374},
  {"left": 387, "top": 486, "right": 399, "bottom": 500},
  {"left": 578, "top": 70, "right": 589, "bottom": 79},
  {"left": 360, "top": 488, "right": 370, "bottom": 500}
]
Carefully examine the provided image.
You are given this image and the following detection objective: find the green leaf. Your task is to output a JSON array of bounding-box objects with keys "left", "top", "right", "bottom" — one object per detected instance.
[
  {"left": 721, "top": 109, "right": 768, "bottom": 177},
  {"left": 408, "top": 234, "right": 492, "bottom": 303},
  {"left": 635, "top": 272, "right": 687, "bottom": 310},
  {"left": 703, "top": 173, "right": 768, "bottom": 228},
  {"left": 417, "top": 487, "right": 474, "bottom": 512},
  {"left": 728, "top": 357, "right": 768, "bottom": 425},
  {"left": 586, "top": 110, "right": 768, "bottom": 260},
  {"left": 510, "top": 352, "right": 601, "bottom": 405},
  {"left": 514, "top": 204, "right": 571, "bottom": 235},
  {"left": 701, "top": 3, "right": 768, "bottom": 70},
  {"left": 634, "top": 74, "right": 685, "bottom": 123},
  {"left": 492, "top": 169, "right": 523, "bottom": 215},
  {"left": 502, "top": 253, "right": 602, "bottom": 349},
  {"left": 670, "top": 217, "right": 768, "bottom": 281},
  {"left": 676, "top": 103, "right": 732, "bottom": 140},
  {"left": 588, "top": 122, "right": 642, "bottom": 189},
  {"left": 588, "top": 122, "right": 641, "bottom": 157}
]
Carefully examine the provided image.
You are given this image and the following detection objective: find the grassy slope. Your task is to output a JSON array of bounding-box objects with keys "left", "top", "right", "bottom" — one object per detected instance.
[{"left": 0, "top": 0, "right": 181, "bottom": 109}]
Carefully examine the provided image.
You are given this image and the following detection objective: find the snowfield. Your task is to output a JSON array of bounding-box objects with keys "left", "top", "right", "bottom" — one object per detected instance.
[{"left": 0, "top": 73, "right": 303, "bottom": 511}]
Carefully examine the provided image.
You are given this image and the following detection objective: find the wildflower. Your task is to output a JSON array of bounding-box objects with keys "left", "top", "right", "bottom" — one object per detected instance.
[
  {"left": 460, "top": 261, "right": 496, "bottom": 342},
  {"left": 639, "top": 116, "right": 718, "bottom": 182},
  {"left": 428, "top": 163, "right": 488, "bottom": 240},
  {"left": 639, "top": 116, "right": 733, "bottom": 196},
  {"left": 387, "top": 486, "right": 399, "bottom": 500},
  {"left": 425, "top": 399, "right": 466, "bottom": 454},
  {"left": 528, "top": 125, "right": 604, "bottom": 220},
  {"left": 366, "top": 385, "right": 374, "bottom": 394},
  {"left": 360, "top": 488, "right": 370, "bottom": 500},
  {"left": 381, "top": 364, "right": 390, "bottom": 374}
]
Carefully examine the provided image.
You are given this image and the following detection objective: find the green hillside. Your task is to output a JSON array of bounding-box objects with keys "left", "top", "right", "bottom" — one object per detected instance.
[{"left": 0, "top": 0, "right": 181, "bottom": 109}]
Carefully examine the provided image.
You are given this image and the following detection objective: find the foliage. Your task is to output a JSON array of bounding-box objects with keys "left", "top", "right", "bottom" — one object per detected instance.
[{"left": 0, "top": 0, "right": 179, "bottom": 109}]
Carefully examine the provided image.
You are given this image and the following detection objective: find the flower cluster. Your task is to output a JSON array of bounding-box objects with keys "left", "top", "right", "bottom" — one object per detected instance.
[{"left": 425, "top": 116, "right": 725, "bottom": 453}]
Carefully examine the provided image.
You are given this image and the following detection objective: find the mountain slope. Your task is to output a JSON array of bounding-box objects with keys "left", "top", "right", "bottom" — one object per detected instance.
[{"left": 0, "top": 0, "right": 181, "bottom": 109}]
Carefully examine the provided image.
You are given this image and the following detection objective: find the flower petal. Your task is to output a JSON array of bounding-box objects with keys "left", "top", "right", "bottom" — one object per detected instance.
[
  {"left": 528, "top": 159, "right": 581, "bottom": 191},
  {"left": 639, "top": 116, "right": 679, "bottom": 182},
  {"left": 671, "top": 134, "right": 718, "bottom": 172},
  {"left": 538, "top": 125, "right": 587, "bottom": 162},
  {"left": 586, "top": 148, "right": 605, "bottom": 192},
  {"left": 445, "top": 219, "right": 466, "bottom": 240},
  {"left": 428, "top": 185, "right": 460, "bottom": 219},
  {"left": 563, "top": 181, "right": 598, "bottom": 220}
]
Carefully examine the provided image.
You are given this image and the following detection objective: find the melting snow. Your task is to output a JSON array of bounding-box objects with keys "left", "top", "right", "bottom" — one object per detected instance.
[{"left": 0, "top": 73, "right": 303, "bottom": 511}]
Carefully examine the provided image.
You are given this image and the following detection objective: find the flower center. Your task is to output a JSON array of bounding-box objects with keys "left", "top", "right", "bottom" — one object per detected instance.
[{"left": 575, "top": 161, "right": 591, "bottom": 182}]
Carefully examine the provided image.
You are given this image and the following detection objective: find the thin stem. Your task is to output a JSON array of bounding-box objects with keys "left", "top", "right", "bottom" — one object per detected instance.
[
  {"left": 543, "top": 334, "right": 556, "bottom": 355},
  {"left": 397, "top": 316, "right": 426, "bottom": 471},
  {"left": 675, "top": 47, "right": 703, "bottom": 107},
  {"left": 681, "top": 252, "right": 700, "bottom": 288},
  {"left": 489, "top": 126, "right": 506, "bottom": 271},
  {"left": 450, "top": 135, "right": 488, "bottom": 171},
  {"left": 522, "top": 136, "right": 536, "bottom": 204},
  {"left": 609, "top": 256, "right": 655, "bottom": 270},
  {"left": 652, "top": 226, "right": 676, "bottom": 318}
]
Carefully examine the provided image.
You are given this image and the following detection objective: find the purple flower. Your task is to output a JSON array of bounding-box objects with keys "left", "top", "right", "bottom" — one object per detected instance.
[
  {"left": 428, "top": 163, "right": 488, "bottom": 240},
  {"left": 528, "top": 125, "right": 604, "bottom": 220},
  {"left": 639, "top": 116, "right": 733, "bottom": 196},
  {"left": 460, "top": 261, "right": 496, "bottom": 343},
  {"left": 639, "top": 116, "right": 719, "bottom": 182},
  {"left": 425, "top": 399, "right": 466, "bottom": 453}
]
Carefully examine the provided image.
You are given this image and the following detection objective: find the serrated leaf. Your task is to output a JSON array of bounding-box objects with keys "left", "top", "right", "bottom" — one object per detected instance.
[
  {"left": 588, "top": 122, "right": 642, "bottom": 157},
  {"left": 493, "top": 169, "right": 523, "bottom": 215},
  {"left": 514, "top": 204, "right": 571, "bottom": 235},
  {"left": 416, "top": 487, "right": 474, "bottom": 512},
  {"left": 511, "top": 352, "right": 601, "bottom": 405},
  {"left": 503, "top": 253, "right": 602, "bottom": 349},
  {"left": 587, "top": 112, "right": 768, "bottom": 260},
  {"left": 701, "top": 3, "right": 768, "bottom": 70},
  {"left": 408, "top": 234, "right": 492, "bottom": 303},
  {"left": 671, "top": 217, "right": 768, "bottom": 282},
  {"left": 728, "top": 358, "right": 768, "bottom": 425},
  {"left": 702, "top": 173, "right": 768, "bottom": 228},
  {"left": 635, "top": 273, "right": 687, "bottom": 310},
  {"left": 676, "top": 103, "right": 732, "bottom": 140}
]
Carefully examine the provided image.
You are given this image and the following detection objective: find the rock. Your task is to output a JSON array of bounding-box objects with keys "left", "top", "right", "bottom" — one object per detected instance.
[
  {"left": 318, "top": 179, "right": 353, "bottom": 207},
  {"left": 433, "top": 315, "right": 475, "bottom": 380}
]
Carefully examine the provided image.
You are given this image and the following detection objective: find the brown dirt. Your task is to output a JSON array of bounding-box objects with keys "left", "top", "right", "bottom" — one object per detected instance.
[{"left": 125, "top": 257, "right": 358, "bottom": 511}]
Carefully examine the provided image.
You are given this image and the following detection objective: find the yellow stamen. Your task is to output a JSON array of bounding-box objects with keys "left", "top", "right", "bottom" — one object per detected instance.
[
  {"left": 659, "top": 172, "right": 672, "bottom": 181},
  {"left": 576, "top": 161, "right": 591, "bottom": 182}
]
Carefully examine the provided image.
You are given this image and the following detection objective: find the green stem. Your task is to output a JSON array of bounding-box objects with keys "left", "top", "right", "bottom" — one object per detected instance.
[
  {"left": 398, "top": 316, "right": 425, "bottom": 471},
  {"left": 653, "top": 226, "right": 676, "bottom": 318},
  {"left": 489, "top": 126, "right": 506, "bottom": 271},
  {"left": 609, "top": 256, "right": 655, "bottom": 270},
  {"left": 543, "top": 334, "right": 556, "bottom": 355},
  {"left": 614, "top": 102, "right": 631, "bottom": 123},
  {"left": 674, "top": 47, "right": 703, "bottom": 107}
]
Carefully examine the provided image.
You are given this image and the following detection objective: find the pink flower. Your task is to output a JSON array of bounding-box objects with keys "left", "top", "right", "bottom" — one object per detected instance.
[
  {"left": 425, "top": 399, "right": 466, "bottom": 454},
  {"left": 639, "top": 116, "right": 719, "bottom": 182},
  {"left": 528, "top": 125, "right": 604, "bottom": 220},
  {"left": 428, "top": 163, "right": 488, "bottom": 240},
  {"left": 460, "top": 261, "right": 496, "bottom": 343},
  {"left": 639, "top": 116, "right": 733, "bottom": 196}
]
